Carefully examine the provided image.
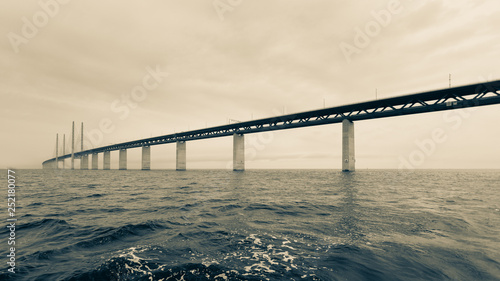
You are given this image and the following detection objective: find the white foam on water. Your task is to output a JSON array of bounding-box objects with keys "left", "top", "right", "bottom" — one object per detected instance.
[
  {"left": 249, "top": 233, "right": 262, "bottom": 245},
  {"left": 274, "top": 251, "right": 296, "bottom": 263},
  {"left": 244, "top": 261, "right": 276, "bottom": 273},
  {"left": 235, "top": 233, "right": 304, "bottom": 277},
  {"left": 116, "top": 246, "right": 156, "bottom": 278},
  {"left": 201, "top": 259, "right": 219, "bottom": 267},
  {"left": 214, "top": 273, "right": 228, "bottom": 280}
]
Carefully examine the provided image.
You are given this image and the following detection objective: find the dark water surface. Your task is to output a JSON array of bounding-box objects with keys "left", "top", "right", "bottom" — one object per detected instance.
[{"left": 1, "top": 169, "right": 500, "bottom": 280}]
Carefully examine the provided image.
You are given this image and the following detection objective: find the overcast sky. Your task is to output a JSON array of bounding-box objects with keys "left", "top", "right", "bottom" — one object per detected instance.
[{"left": 1, "top": 0, "right": 499, "bottom": 170}]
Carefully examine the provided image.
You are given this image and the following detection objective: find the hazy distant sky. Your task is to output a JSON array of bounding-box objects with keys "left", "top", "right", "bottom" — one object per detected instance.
[{"left": 1, "top": 0, "right": 499, "bottom": 169}]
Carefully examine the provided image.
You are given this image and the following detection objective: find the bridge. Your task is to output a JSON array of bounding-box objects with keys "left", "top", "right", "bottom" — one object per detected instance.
[{"left": 42, "top": 80, "right": 500, "bottom": 171}]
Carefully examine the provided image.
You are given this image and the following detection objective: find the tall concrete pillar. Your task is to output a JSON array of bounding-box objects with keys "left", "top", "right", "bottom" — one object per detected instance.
[
  {"left": 80, "top": 122, "right": 84, "bottom": 152},
  {"left": 119, "top": 149, "right": 127, "bottom": 170},
  {"left": 55, "top": 134, "right": 59, "bottom": 169},
  {"left": 233, "top": 133, "right": 245, "bottom": 171},
  {"left": 71, "top": 121, "right": 75, "bottom": 170},
  {"left": 142, "top": 146, "right": 151, "bottom": 170},
  {"left": 81, "top": 155, "right": 89, "bottom": 170},
  {"left": 103, "top": 151, "right": 111, "bottom": 170},
  {"left": 62, "top": 134, "right": 66, "bottom": 169},
  {"left": 176, "top": 141, "right": 186, "bottom": 171},
  {"left": 342, "top": 119, "right": 355, "bottom": 172},
  {"left": 92, "top": 153, "right": 98, "bottom": 170}
]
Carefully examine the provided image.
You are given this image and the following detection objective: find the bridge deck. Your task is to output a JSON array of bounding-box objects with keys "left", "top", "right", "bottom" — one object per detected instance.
[{"left": 43, "top": 80, "right": 500, "bottom": 164}]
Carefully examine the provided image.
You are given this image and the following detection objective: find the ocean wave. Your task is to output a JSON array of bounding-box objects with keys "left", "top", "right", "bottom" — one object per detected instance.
[
  {"left": 244, "top": 203, "right": 277, "bottom": 211},
  {"left": 75, "top": 221, "right": 168, "bottom": 248},
  {"left": 87, "top": 193, "right": 105, "bottom": 198},
  {"left": 65, "top": 245, "right": 268, "bottom": 281},
  {"left": 66, "top": 260, "right": 259, "bottom": 281},
  {"left": 216, "top": 204, "right": 243, "bottom": 212},
  {"left": 27, "top": 202, "right": 44, "bottom": 207},
  {"left": 24, "top": 247, "right": 71, "bottom": 261},
  {"left": 17, "top": 218, "right": 70, "bottom": 231}
]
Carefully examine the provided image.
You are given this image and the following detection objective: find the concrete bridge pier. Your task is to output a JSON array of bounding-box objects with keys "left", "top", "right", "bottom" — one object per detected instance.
[
  {"left": 233, "top": 133, "right": 245, "bottom": 171},
  {"left": 81, "top": 155, "right": 89, "bottom": 170},
  {"left": 91, "top": 153, "right": 98, "bottom": 170},
  {"left": 176, "top": 141, "right": 186, "bottom": 171},
  {"left": 119, "top": 149, "right": 127, "bottom": 170},
  {"left": 55, "top": 134, "right": 59, "bottom": 169},
  {"left": 71, "top": 121, "right": 75, "bottom": 170},
  {"left": 142, "top": 146, "right": 151, "bottom": 170},
  {"left": 103, "top": 151, "right": 111, "bottom": 170},
  {"left": 342, "top": 119, "right": 355, "bottom": 172},
  {"left": 62, "top": 134, "right": 66, "bottom": 169}
]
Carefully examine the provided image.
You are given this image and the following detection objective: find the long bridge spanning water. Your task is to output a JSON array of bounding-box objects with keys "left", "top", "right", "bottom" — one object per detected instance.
[{"left": 43, "top": 80, "right": 500, "bottom": 171}]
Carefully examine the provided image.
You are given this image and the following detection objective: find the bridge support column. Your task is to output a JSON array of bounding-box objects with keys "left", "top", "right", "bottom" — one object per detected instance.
[
  {"left": 81, "top": 155, "right": 89, "bottom": 170},
  {"left": 103, "top": 151, "right": 111, "bottom": 170},
  {"left": 55, "top": 134, "right": 59, "bottom": 169},
  {"left": 92, "top": 153, "right": 98, "bottom": 170},
  {"left": 62, "top": 135, "right": 66, "bottom": 169},
  {"left": 119, "top": 149, "right": 127, "bottom": 170},
  {"left": 142, "top": 146, "right": 151, "bottom": 170},
  {"left": 71, "top": 121, "right": 75, "bottom": 170},
  {"left": 342, "top": 119, "right": 355, "bottom": 172},
  {"left": 176, "top": 141, "right": 186, "bottom": 171},
  {"left": 233, "top": 133, "right": 245, "bottom": 171}
]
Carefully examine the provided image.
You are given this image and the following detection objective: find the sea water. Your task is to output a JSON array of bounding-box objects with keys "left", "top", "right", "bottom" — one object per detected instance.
[{"left": 1, "top": 169, "right": 499, "bottom": 280}]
